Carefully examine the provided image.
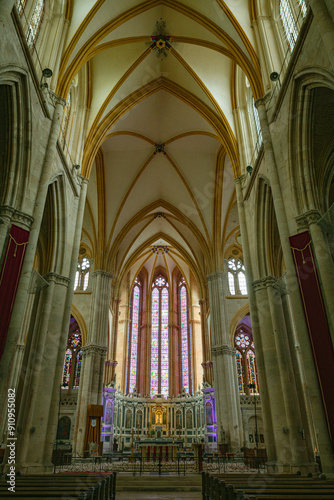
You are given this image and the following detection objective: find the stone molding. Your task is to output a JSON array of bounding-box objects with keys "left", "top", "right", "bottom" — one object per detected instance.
[
  {"left": 296, "top": 209, "right": 322, "bottom": 230},
  {"left": 255, "top": 91, "right": 272, "bottom": 109},
  {"left": 252, "top": 275, "right": 276, "bottom": 292},
  {"left": 207, "top": 270, "right": 225, "bottom": 282},
  {"left": 91, "top": 270, "right": 113, "bottom": 280},
  {"left": 60, "top": 395, "right": 78, "bottom": 407},
  {"left": 240, "top": 395, "right": 261, "bottom": 407},
  {"left": 234, "top": 174, "right": 247, "bottom": 188},
  {"left": 0, "top": 205, "right": 34, "bottom": 229},
  {"left": 16, "top": 343, "right": 25, "bottom": 352},
  {"left": 47, "top": 90, "right": 66, "bottom": 109},
  {"left": 189, "top": 319, "right": 201, "bottom": 325},
  {"left": 211, "top": 344, "right": 236, "bottom": 357},
  {"left": 105, "top": 359, "right": 118, "bottom": 367},
  {"left": 44, "top": 272, "right": 71, "bottom": 287},
  {"left": 81, "top": 344, "right": 108, "bottom": 358}
]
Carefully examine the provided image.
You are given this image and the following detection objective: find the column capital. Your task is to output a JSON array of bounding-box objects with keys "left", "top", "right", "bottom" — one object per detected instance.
[
  {"left": 77, "top": 174, "right": 89, "bottom": 187},
  {"left": 91, "top": 270, "right": 113, "bottom": 280},
  {"left": 47, "top": 90, "right": 66, "bottom": 109},
  {"left": 82, "top": 344, "right": 108, "bottom": 358},
  {"left": 207, "top": 270, "right": 225, "bottom": 282},
  {"left": 211, "top": 344, "right": 236, "bottom": 357},
  {"left": 296, "top": 209, "right": 322, "bottom": 230},
  {"left": 0, "top": 205, "right": 34, "bottom": 230},
  {"left": 43, "top": 272, "right": 71, "bottom": 287},
  {"left": 252, "top": 275, "right": 276, "bottom": 292},
  {"left": 254, "top": 91, "right": 272, "bottom": 110},
  {"left": 234, "top": 174, "right": 247, "bottom": 186}
]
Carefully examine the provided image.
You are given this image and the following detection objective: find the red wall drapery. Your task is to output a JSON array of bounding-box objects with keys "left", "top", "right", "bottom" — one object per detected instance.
[
  {"left": 0, "top": 224, "right": 29, "bottom": 360},
  {"left": 290, "top": 231, "right": 334, "bottom": 450}
]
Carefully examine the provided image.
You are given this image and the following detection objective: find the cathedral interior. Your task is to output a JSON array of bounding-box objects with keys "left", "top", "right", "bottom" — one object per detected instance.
[{"left": 1, "top": 0, "right": 334, "bottom": 481}]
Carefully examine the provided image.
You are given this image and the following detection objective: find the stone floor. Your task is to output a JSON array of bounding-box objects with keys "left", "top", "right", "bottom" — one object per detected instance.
[{"left": 117, "top": 493, "right": 201, "bottom": 499}]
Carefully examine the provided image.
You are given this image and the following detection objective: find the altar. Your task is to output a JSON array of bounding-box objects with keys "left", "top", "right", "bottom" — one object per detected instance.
[{"left": 135, "top": 437, "right": 183, "bottom": 461}]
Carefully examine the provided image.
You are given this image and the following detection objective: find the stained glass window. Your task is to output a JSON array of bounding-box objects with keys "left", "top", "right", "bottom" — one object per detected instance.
[
  {"left": 280, "top": 0, "right": 298, "bottom": 52},
  {"left": 61, "top": 317, "right": 82, "bottom": 389},
  {"left": 180, "top": 283, "right": 192, "bottom": 394},
  {"left": 298, "top": 0, "right": 307, "bottom": 18},
  {"left": 235, "top": 325, "right": 259, "bottom": 395},
  {"left": 161, "top": 287, "right": 169, "bottom": 397},
  {"left": 236, "top": 350, "right": 245, "bottom": 394},
  {"left": 127, "top": 284, "right": 141, "bottom": 394},
  {"left": 26, "top": 0, "right": 45, "bottom": 52},
  {"left": 150, "top": 276, "right": 169, "bottom": 397},
  {"left": 252, "top": 97, "right": 263, "bottom": 146},
  {"left": 228, "top": 258, "right": 247, "bottom": 295},
  {"left": 62, "top": 349, "right": 72, "bottom": 388},
  {"left": 246, "top": 350, "right": 259, "bottom": 394},
  {"left": 74, "top": 257, "right": 90, "bottom": 291},
  {"left": 73, "top": 350, "right": 82, "bottom": 388},
  {"left": 16, "top": 0, "right": 27, "bottom": 17},
  {"left": 61, "top": 92, "right": 71, "bottom": 149}
]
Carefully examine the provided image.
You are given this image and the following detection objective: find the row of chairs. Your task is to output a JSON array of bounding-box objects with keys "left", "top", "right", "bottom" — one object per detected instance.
[
  {"left": 0, "top": 471, "right": 117, "bottom": 499},
  {"left": 201, "top": 471, "right": 334, "bottom": 500}
]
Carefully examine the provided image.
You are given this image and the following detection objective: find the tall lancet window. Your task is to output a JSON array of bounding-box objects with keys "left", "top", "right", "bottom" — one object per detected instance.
[
  {"left": 235, "top": 324, "right": 259, "bottom": 395},
  {"left": 179, "top": 278, "right": 192, "bottom": 394},
  {"left": 280, "top": 0, "right": 298, "bottom": 52},
  {"left": 150, "top": 276, "right": 169, "bottom": 398},
  {"left": 61, "top": 317, "right": 82, "bottom": 389},
  {"left": 16, "top": 0, "right": 27, "bottom": 17},
  {"left": 126, "top": 278, "right": 141, "bottom": 394},
  {"left": 26, "top": 0, "right": 45, "bottom": 52}
]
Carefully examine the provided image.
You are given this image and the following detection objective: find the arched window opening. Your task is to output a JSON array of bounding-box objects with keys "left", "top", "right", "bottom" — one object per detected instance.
[
  {"left": 150, "top": 275, "right": 169, "bottom": 398},
  {"left": 298, "top": 0, "right": 307, "bottom": 18},
  {"left": 280, "top": 0, "right": 298, "bottom": 52},
  {"left": 252, "top": 97, "right": 263, "bottom": 147},
  {"left": 26, "top": 0, "right": 45, "bottom": 52},
  {"left": 227, "top": 258, "right": 247, "bottom": 295},
  {"left": 16, "top": 0, "right": 27, "bottom": 17},
  {"left": 234, "top": 320, "right": 259, "bottom": 395},
  {"left": 179, "top": 278, "right": 192, "bottom": 395},
  {"left": 126, "top": 278, "right": 141, "bottom": 394},
  {"left": 61, "top": 317, "right": 82, "bottom": 389},
  {"left": 61, "top": 92, "right": 71, "bottom": 149},
  {"left": 74, "top": 257, "right": 90, "bottom": 291}
]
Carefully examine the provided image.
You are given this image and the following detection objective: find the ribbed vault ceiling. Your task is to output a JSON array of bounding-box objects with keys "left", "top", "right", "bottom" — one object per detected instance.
[{"left": 63, "top": 1, "right": 261, "bottom": 294}]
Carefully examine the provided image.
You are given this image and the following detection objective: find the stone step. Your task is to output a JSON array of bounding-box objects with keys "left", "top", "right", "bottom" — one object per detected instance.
[{"left": 116, "top": 475, "right": 202, "bottom": 491}]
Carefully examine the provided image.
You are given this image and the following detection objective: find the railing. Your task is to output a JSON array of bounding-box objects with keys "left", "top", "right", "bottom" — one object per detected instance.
[{"left": 54, "top": 454, "right": 267, "bottom": 476}]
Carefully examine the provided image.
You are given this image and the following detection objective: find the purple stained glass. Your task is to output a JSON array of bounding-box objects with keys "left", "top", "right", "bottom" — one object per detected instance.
[
  {"left": 180, "top": 285, "right": 189, "bottom": 393},
  {"left": 236, "top": 350, "right": 245, "bottom": 394},
  {"left": 61, "top": 349, "right": 72, "bottom": 388},
  {"left": 73, "top": 350, "right": 82, "bottom": 388},
  {"left": 129, "top": 285, "right": 140, "bottom": 393},
  {"left": 161, "top": 287, "right": 169, "bottom": 397},
  {"left": 69, "top": 332, "right": 82, "bottom": 349},
  {"left": 151, "top": 287, "right": 159, "bottom": 397}
]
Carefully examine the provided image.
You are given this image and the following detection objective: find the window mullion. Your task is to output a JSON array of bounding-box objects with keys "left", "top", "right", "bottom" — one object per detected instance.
[{"left": 158, "top": 288, "right": 162, "bottom": 394}]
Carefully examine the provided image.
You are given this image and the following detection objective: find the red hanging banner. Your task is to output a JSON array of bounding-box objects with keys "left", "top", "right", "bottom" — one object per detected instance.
[
  {"left": 0, "top": 224, "right": 29, "bottom": 360},
  {"left": 290, "top": 230, "right": 334, "bottom": 450}
]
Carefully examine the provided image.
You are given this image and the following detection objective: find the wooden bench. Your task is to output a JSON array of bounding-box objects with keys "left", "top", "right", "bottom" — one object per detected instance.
[
  {"left": 202, "top": 471, "right": 334, "bottom": 500},
  {"left": 0, "top": 472, "right": 116, "bottom": 499}
]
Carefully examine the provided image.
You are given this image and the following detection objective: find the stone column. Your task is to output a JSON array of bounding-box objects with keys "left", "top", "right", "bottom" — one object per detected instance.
[
  {"left": 199, "top": 298, "right": 212, "bottom": 385},
  {"left": 0, "top": 0, "right": 14, "bottom": 25},
  {"left": 296, "top": 210, "right": 334, "bottom": 343},
  {"left": 308, "top": 0, "right": 334, "bottom": 69},
  {"left": 42, "top": 177, "right": 88, "bottom": 465},
  {"left": 0, "top": 96, "right": 65, "bottom": 432},
  {"left": 256, "top": 96, "right": 334, "bottom": 472},
  {"left": 207, "top": 271, "right": 242, "bottom": 451},
  {"left": 266, "top": 277, "right": 312, "bottom": 469},
  {"left": 73, "top": 270, "right": 112, "bottom": 456},
  {"left": 14, "top": 273, "right": 70, "bottom": 473}
]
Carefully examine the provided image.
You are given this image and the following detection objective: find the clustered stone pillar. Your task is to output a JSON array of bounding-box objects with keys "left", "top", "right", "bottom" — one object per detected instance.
[
  {"left": 73, "top": 270, "right": 112, "bottom": 456},
  {"left": 255, "top": 96, "right": 334, "bottom": 473},
  {"left": 207, "top": 271, "right": 242, "bottom": 451},
  {"left": 15, "top": 272, "right": 70, "bottom": 473},
  {"left": 0, "top": 96, "right": 65, "bottom": 434}
]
